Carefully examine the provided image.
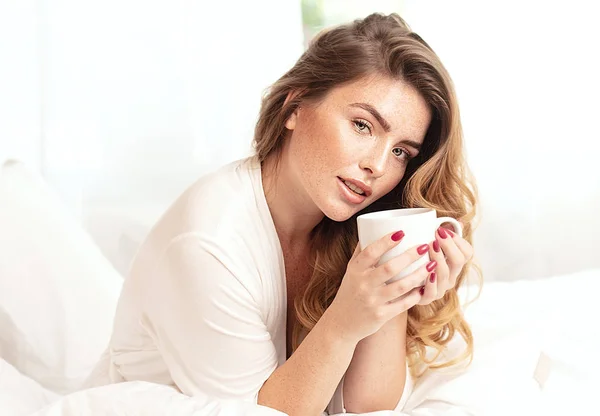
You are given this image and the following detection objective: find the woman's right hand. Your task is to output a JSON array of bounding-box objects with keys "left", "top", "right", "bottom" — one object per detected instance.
[{"left": 327, "top": 230, "right": 437, "bottom": 343}]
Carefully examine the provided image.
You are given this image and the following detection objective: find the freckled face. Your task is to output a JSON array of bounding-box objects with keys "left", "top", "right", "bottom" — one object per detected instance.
[{"left": 283, "top": 75, "right": 432, "bottom": 221}]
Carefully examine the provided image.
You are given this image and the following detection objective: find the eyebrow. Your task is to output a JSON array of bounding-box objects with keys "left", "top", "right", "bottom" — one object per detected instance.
[
  {"left": 349, "top": 102, "right": 422, "bottom": 151},
  {"left": 350, "top": 102, "right": 392, "bottom": 132}
]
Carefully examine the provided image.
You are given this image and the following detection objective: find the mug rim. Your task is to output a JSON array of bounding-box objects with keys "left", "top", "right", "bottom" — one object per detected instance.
[{"left": 357, "top": 207, "right": 434, "bottom": 221}]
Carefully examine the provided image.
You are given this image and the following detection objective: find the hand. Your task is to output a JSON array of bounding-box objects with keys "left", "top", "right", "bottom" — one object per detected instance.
[
  {"left": 417, "top": 226, "right": 474, "bottom": 305},
  {"left": 327, "top": 231, "right": 437, "bottom": 343}
]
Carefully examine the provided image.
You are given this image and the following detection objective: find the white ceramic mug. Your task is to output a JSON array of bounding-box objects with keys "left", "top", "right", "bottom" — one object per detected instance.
[{"left": 356, "top": 208, "right": 463, "bottom": 283}]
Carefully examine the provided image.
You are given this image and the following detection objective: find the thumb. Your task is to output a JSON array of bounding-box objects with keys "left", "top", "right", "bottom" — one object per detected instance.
[{"left": 351, "top": 241, "right": 361, "bottom": 258}]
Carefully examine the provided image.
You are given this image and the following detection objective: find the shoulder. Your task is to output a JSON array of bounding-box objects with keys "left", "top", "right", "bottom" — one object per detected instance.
[
  {"left": 131, "top": 155, "right": 278, "bottom": 280},
  {"left": 151, "top": 156, "right": 263, "bottom": 242},
  {"left": 178, "top": 156, "right": 259, "bottom": 229},
  {"left": 121, "top": 156, "right": 284, "bottom": 323}
]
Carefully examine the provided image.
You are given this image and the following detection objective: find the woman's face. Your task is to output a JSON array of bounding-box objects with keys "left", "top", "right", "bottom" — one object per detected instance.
[{"left": 284, "top": 74, "right": 432, "bottom": 222}]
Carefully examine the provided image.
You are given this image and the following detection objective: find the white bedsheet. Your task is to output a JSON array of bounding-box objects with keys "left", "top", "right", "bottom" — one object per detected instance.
[
  {"left": 2, "top": 358, "right": 538, "bottom": 416},
  {"left": 2, "top": 268, "right": 598, "bottom": 415},
  {"left": 0, "top": 358, "right": 58, "bottom": 416}
]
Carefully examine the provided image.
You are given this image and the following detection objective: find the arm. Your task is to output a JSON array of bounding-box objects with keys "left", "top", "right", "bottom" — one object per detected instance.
[
  {"left": 343, "top": 311, "right": 408, "bottom": 413},
  {"left": 340, "top": 229, "right": 478, "bottom": 414},
  {"left": 258, "top": 308, "right": 357, "bottom": 415},
  {"left": 144, "top": 234, "right": 278, "bottom": 400},
  {"left": 343, "top": 313, "right": 479, "bottom": 416},
  {"left": 144, "top": 234, "right": 357, "bottom": 416}
]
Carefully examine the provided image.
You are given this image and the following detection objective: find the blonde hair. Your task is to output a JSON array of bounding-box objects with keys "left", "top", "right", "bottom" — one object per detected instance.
[{"left": 252, "top": 13, "right": 481, "bottom": 377}]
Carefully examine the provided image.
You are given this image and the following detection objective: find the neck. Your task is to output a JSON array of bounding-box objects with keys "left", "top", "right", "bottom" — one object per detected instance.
[{"left": 260, "top": 148, "right": 324, "bottom": 250}]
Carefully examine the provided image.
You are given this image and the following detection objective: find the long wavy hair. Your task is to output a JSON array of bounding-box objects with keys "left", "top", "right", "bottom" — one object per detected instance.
[{"left": 252, "top": 13, "right": 481, "bottom": 377}]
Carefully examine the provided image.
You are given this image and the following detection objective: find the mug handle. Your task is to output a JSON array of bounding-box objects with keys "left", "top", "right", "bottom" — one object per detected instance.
[{"left": 435, "top": 217, "right": 463, "bottom": 238}]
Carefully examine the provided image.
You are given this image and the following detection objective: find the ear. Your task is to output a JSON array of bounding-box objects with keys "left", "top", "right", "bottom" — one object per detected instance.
[
  {"left": 283, "top": 90, "right": 302, "bottom": 130},
  {"left": 285, "top": 109, "right": 298, "bottom": 130}
]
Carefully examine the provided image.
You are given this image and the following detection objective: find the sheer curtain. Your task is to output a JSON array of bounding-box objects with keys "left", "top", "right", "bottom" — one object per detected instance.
[
  {"left": 2, "top": 0, "right": 598, "bottom": 280},
  {"left": 402, "top": 0, "right": 600, "bottom": 280},
  {"left": 0, "top": 0, "right": 42, "bottom": 173},
  {"left": 0, "top": 0, "right": 304, "bottom": 273}
]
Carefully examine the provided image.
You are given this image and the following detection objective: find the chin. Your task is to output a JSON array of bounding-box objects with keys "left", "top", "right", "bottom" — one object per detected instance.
[
  {"left": 324, "top": 213, "right": 351, "bottom": 223},
  {"left": 320, "top": 203, "right": 361, "bottom": 223}
]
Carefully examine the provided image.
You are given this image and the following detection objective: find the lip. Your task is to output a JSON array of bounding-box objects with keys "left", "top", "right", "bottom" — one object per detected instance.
[
  {"left": 338, "top": 177, "right": 372, "bottom": 197},
  {"left": 337, "top": 177, "right": 368, "bottom": 205}
]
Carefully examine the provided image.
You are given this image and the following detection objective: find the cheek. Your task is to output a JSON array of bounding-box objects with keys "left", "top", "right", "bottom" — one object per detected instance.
[
  {"left": 292, "top": 117, "right": 325, "bottom": 157},
  {"left": 294, "top": 115, "right": 343, "bottom": 163},
  {"left": 380, "top": 169, "right": 406, "bottom": 196}
]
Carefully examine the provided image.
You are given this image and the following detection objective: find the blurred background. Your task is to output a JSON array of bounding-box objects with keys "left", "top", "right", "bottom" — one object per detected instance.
[{"left": 1, "top": 0, "right": 599, "bottom": 281}]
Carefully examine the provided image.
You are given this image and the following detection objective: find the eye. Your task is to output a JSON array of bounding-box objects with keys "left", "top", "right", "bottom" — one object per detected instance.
[
  {"left": 392, "top": 147, "right": 411, "bottom": 161},
  {"left": 352, "top": 119, "right": 373, "bottom": 135}
]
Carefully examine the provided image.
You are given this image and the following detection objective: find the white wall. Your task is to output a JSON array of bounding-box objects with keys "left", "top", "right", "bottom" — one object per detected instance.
[
  {"left": 2, "top": 0, "right": 598, "bottom": 280},
  {"left": 0, "top": 0, "right": 42, "bottom": 171},
  {"left": 402, "top": 0, "right": 600, "bottom": 280},
  {"left": 0, "top": 0, "right": 304, "bottom": 274},
  {"left": 38, "top": 0, "right": 303, "bottom": 204}
]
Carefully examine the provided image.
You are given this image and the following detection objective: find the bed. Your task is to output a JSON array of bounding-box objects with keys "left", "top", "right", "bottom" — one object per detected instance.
[{"left": 1, "top": 159, "right": 596, "bottom": 415}]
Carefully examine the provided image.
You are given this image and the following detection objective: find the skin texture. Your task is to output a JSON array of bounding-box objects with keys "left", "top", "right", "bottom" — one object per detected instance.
[
  {"left": 258, "top": 74, "right": 474, "bottom": 414},
  {"left": 262, "top": 74, "right": 431, "bottom": 248}
]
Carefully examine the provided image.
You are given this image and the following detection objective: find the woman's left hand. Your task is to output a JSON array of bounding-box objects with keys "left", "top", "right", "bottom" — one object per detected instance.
[{"left": 417, "top": 226, "right": 473, "bottom": 305}]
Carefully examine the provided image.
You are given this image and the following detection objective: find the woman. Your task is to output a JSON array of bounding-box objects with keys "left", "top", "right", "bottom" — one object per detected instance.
[{"left": 108, "top": 12, "right": 478, "bottom": 415}]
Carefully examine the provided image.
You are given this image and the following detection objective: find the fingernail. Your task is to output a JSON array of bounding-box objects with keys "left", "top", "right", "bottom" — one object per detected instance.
[
  {"left": 391, "top": 230, "right": 405, "bottom": 241},
  {"left": 447, "top": 229, "right": 455, "bottom": 237},
  {"left": 433, "top": 240, "right": 440, "bottom": 252},
  {"left": 437, "top": 227, "right": 448, "bottom": 239},
  {"left": 419, "top": 286, "right": 425, "bottom": 295},
  {"left": 417, "top": 244, "right": 429, "bottom": 255},
  {"left": 426, "top": 260, "right": 437, "bottom": 272},
  {"left": 430, "top": 272, "right": 436, "bottom": 283}
]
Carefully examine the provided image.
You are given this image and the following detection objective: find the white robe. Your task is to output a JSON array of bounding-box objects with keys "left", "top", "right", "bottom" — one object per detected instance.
[{"left": 106, "top": 155, "right": 412, "bottom": 414}]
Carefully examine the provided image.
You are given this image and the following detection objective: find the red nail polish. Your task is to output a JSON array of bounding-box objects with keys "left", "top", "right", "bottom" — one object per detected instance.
[
  {"left": 417, "top": 244, "right": 429, "bottom": 255},
  {"left": 419, "top": 286, "right": 425, "bottom": 295},
  {"left": 447, "top": 229, "right": 455, "bottom": 237},
  {"left": 391, "top": 230, "right": 405, "bottom": 241},
  {"left": 430, "top": 272, "right": 436, "bottom": 283},
  {"left": 438, "top": 227, "right": 448, "bottom": 239},
  {"left": 433, "top": 240, "right": 440, "bottom": 252},
  {"left": 426, "top": 261, "right": 437, "bottom": 272}
]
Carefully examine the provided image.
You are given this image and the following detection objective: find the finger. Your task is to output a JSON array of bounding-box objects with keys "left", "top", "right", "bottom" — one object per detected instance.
[
  {"left": 371, "top": 242, "right": 432, "bottom": 285},
  {"left": 428, "top": 239, "right": 445, "bottom": 269},
  {"left": 446, "top": 230, "right": 475, "bottom": 262},
  {"left": 355, "top": 230, "right": 406, "bottom": 269},
  {"left": 436, "top": 227, "right": 465, "bottom": 272},
  {"left": 417, "top": 271, "right": 439, "bottom": 305},
  {"left": 380, "top": 258, "right": 438, "bottom": 302},
  {"left": 428, "top": 239, "right": 450, "bottom": 291},
  {"left": 385, "top": 286, "right": 423, "bottom": 315}
]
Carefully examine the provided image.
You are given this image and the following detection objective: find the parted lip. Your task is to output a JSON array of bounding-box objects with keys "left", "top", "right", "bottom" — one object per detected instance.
[{"left": 338, "top": 176, "right": 372, "bottom": 197}]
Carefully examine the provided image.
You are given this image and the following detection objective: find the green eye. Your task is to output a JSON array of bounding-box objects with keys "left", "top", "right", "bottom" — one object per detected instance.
[
  {"left": 392, "top": 148, "right": 410, "bottom": 160},
  {"left": 353, "top": 119, "right": 372, "bottom": 134}
]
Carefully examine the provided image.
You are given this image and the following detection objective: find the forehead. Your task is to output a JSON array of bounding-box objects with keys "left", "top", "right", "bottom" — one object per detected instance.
[{"left": 324, "top": 75, "right": 432, "bottom": 138}]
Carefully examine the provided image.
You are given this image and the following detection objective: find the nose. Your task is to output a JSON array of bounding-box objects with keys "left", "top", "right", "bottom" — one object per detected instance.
[{"left": 359, "top": 145, "right": 389, "bottom": 178}]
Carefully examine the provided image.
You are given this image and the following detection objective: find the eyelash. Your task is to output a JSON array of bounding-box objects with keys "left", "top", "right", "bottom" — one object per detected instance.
[{"left": 352, "top": 119, "right": 413, "bottom": 162}]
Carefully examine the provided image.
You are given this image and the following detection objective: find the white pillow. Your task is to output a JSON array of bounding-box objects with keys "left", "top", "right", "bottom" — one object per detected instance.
[
  {"left": 0, "top": 358, "right": 59, "bottom": 416},
  {"left": 436, "top": 281, "right": 544, "bottom": 414},
  {"left": 0, "top": 159, "right": 123, "bottom": 394},
  {"left": 402, "top": 333, "right": 541, "bottom": 416},
  {"left": 531, "top": 269, "right": 600, "bottom": 413}
]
